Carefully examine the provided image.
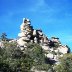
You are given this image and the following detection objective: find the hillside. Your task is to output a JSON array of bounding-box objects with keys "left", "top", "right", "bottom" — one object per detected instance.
[{"left": 0, "top": 18, "right": 71, "bottom": 72}]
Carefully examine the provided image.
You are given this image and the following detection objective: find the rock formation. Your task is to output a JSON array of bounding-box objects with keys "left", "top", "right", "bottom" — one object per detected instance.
[
  {"left": 17, "top": 18, "right": 45, "bottom": 50},
  {"left": 17, "top": 18, "right": 70, "bottom": 63},
  {"left": 17, "top": 18, "right": 33, "bottom": 49}
]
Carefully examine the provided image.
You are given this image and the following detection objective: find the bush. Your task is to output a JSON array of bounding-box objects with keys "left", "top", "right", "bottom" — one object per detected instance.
[{"left": 54, "top": 53, "right": 72, "bottom": 72}]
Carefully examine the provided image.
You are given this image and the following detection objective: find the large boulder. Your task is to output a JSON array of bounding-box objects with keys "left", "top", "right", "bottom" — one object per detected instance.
[
  {"left": 17, "top": 38, "right": 27, "bottom": 46},
  {"left": 58, "top": 45, "right": 69, "bottom": 54}
]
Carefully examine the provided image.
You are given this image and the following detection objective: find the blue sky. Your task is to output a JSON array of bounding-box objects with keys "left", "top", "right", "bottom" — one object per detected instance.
[{"left": 0, "top": 0, "right": 72, "bottom": 51}]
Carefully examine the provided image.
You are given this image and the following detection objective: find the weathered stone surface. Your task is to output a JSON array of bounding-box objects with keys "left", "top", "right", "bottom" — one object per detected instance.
[
  {"left": 34, "top": 37, "right": 38, "bottom": 43},
  {"left": 17, "top": 38, "right": 27, "bottom": 46},
  {"left": 46, "top": 53, "right": 54, "bottom": 59},
  {"left": 58, "top": 45, "right": 69, "bottom": 54},
  {"left": 33, "top": 30, "right": 37, "bottom": 36},
  {"left": 42, "top": 45, "right": 49, "bottom": 51}
]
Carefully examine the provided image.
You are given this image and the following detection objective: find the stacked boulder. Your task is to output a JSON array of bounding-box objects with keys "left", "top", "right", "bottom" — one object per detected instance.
[{"left": 17, "top": 18, "right": 33, "bottom": 50}]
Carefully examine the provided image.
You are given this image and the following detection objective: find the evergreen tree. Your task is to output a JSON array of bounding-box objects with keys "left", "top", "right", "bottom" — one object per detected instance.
[{"left": 0, "top": 33, "right": 7, "bottom": 41}]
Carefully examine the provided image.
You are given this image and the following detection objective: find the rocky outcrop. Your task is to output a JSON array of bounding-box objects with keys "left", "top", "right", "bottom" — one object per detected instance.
[{"left": 17, "top": 18, "right": 70, "bottom": 63}]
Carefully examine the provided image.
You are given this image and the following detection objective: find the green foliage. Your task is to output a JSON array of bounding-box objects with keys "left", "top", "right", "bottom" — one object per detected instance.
[
  {"left": 54, "top": 53, "right": 72, "bottom": 72},
  {"left": 35, "top": 64, "right": 51, "bottom": 71},
  {"left": 0, "top": 63, "right": 11, "bottom": 72},
  {"left": 26, "top": 43, "right": 45, "bottom": 65},
  {"left": 0, "top": 42, "right": 33, "bottom": 72},
  {"left": 0, "top": 42, "right": 52, "bottom": 72}
]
